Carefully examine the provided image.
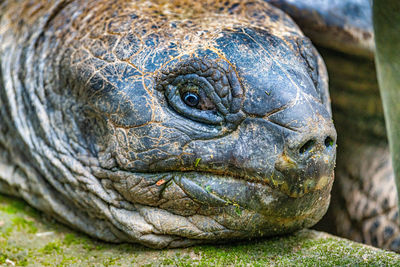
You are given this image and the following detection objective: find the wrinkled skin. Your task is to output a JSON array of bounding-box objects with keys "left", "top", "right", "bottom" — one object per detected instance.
[{"left": 0, "top": 0, "right": 336, "bottom": 248}]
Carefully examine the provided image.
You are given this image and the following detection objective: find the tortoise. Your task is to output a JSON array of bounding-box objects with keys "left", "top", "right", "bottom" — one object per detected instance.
[
  {"left": 0, "top": 0, "right": 337, "bottom": 248},
  {"left": 0, "top": 0, "right": 394, "bottom": 250}
]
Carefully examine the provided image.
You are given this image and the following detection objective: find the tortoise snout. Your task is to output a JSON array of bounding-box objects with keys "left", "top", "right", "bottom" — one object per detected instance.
[
  {"left": 274, "top": 122, "right": 336, "bottom": 198},
  {"left": 283, "top": 116, "right": 336, "bottom": 161},
  {"left": 295, "top": 131, "right": 336, "bottom": 162}
]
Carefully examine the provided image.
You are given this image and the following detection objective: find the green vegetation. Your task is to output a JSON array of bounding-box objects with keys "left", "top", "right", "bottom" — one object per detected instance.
[
  {"left": 374, "top": 1, "right": 400, "bottom": 219},
  {"left": 1, "top": 194, "right": 399, "bottom": 266},
  {"left": 194, "top": 158, "right": 201, "bottom": 167}
]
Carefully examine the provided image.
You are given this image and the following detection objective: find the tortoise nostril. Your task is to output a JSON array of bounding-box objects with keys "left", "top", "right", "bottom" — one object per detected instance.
[
  {"left": 299, "top": 140, "right": 315, "bottom": 154},
  {"left": 324, "top": 136, "right": 334, "bottom": 148}
]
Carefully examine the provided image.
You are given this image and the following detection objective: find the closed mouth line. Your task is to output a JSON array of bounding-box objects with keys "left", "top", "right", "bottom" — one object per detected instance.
[{"left": 98, "top": 167, "right": 330, "bottom": 199}]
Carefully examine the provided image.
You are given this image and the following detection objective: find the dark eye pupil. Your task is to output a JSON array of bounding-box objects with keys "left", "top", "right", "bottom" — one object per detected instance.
[{"left": 182, "top": 92, "right": 200, "bottom": 107}]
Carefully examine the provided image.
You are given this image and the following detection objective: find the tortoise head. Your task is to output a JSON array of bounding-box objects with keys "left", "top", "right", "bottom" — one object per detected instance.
[{"left": 5, "top": 0, "right": 336, "bottom": 248}]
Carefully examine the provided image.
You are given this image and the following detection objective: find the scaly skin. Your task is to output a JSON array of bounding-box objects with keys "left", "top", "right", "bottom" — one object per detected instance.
[{"left": 0, "top": 0, "right": 336, "bottom": 248}]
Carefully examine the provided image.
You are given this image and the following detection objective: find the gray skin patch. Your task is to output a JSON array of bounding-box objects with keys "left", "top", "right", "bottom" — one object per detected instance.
[{"left": 0, "top": 0, "right": 336, "bottom": 248}]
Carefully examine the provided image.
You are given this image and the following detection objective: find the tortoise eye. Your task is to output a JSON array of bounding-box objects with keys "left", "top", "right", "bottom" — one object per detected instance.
[
  {"left": 182, "top": 92, "right": 200, "bottom": 107},
  {"left": 158, "top": 58, "right": 245, "bottom": 128}
]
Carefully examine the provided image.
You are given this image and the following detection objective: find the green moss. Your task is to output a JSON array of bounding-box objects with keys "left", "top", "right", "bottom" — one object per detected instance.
[
  {"left": 0, "top": 253, "right": 7, "bottom": 264},
  {"left": 62, "top": 233, "right": 80, "bottom": 246},
  {"left": 62, "top": 233, "right": 93, "bottom": 249},
  {"left": 11, "top": 217, "right": 38, "bottom": 233},
  {"left": 234, "top": 204, "right": 242, "bottom": 216},
  {"left": 0, "top": 194, "right": 399, "bottom": 266},
  {"left": 59, "top": 255, "right": 79, "bottom": 266},
  {"left": 0, "top": 195, "right": 39, "bottom": 218},
  {"left": 39, "top": 242, "right": 63, "bottom": 254},
  {"left": 0, "top": 196, "right": 27, "bottom": 214}
]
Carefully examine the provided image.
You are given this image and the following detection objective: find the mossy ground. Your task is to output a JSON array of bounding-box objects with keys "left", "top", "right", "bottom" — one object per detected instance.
[{"left": 1, "top": 194, "right": 399, "bottom": 266}]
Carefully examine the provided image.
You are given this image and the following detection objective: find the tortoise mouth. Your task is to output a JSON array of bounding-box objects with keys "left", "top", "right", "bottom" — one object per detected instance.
[
  {"left": 171, "top": 171, "right": 334, "bottom": 213},
  {"left": 99, "top": 163, "right": 334, "bottom": 202},
  {"left": 99, "top": 168, "right": 333, "bottom": 240},
  {"left": 170, "top": 166, "right": 335, "bottom": 200},
  {"left": 97, "top": 168, "right": 333, "bottom": 211},
  {"left": 96, "top": 166, "right": 333, "bottom": 215},
  {"left": 268, "top": 169, "right": 335, "bottom": 198}
]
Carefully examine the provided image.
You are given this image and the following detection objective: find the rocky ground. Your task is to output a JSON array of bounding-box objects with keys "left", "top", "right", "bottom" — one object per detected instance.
[{"left": 1, "top": 194, "right": 399, "bottom": 266}]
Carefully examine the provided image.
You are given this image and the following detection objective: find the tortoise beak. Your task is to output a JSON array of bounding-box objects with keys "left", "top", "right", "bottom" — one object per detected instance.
[{"left": 273, "top": 113, "right": 336, "bottom": 198}]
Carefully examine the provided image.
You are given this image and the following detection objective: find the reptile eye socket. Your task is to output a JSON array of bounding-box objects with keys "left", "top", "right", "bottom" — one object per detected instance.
[
  {"left": 163, "top": 74, "right": 224, "bottom": 125},
  {"left": 158, "top": 58, "right": 245, "bottom": 128},
  {"left": 182, "top": 92, "right": 200, "bottom": 107}
]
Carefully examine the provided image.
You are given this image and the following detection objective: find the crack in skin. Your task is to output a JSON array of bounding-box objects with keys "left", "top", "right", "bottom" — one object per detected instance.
[{"left": 0, "top": 0, "right": 336, "bottom": 248}]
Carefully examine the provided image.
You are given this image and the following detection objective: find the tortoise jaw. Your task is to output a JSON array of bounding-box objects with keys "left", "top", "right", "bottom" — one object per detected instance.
[
  {"left": 271, "top": 119, "right": 337, "bottom": 198},
  {"left": 269, "top": 172, "right": 334, "bottom": 198},
  {"left": 172, "top": 171, "right": 333, "bottom": 214},
  {"left": 273, "top": 154, "right": 335, "bottom": 198},
  {"left": 174, "top": 174, "right": 228, "bottom": 206},
  {"left": 94, "top": 168, "right": 332, "bottom": 241}
]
